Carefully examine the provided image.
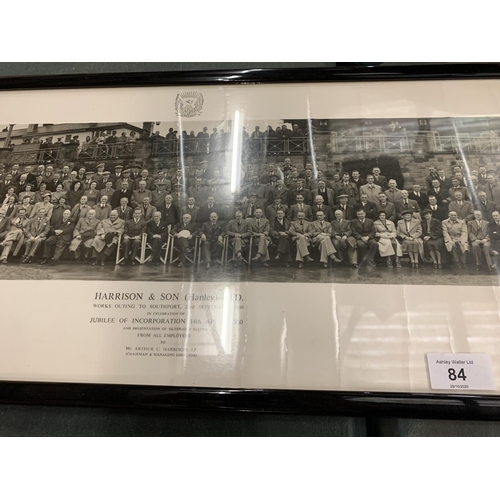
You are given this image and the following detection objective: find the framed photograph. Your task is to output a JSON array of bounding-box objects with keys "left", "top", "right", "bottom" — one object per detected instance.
[{"left": 1, "top": 64, "right": 500, "bottom": 419}]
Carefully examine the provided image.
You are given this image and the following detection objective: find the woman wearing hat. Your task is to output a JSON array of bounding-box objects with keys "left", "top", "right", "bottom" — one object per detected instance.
[
  {"left": 397, "top": 210, "right": 423, "bottom": 268},
  {"left": 421, "top": 208, "right": 444, "bottom": 269},
  {"left": 374, "top": 210, "right": 402, "bottom": 267}
]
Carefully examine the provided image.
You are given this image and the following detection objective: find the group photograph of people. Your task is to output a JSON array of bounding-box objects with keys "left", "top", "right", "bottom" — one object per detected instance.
[{"left": 1, "top": 118, "right": 500, "bottom": 285}]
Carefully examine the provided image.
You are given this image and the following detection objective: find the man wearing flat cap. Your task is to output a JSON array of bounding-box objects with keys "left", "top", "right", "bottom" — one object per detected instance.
[{"left": 333, "top": 193, "right": 355, "bottom": 221}]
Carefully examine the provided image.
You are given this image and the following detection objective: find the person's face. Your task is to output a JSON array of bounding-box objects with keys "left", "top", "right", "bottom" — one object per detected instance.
[
  {"left": 429, "top": 166, "right": 435, "bottom": 173},
  {"left": 428, "top": 196, "right": 437, "bottom": 205},
  {"left": 317, "top": 212, "right": 325, "bottom": 221},
  {"left": 63, "top": 166, "right": 69, "bottom": 174},
  {"left": 318, "top": 181, "right": 326, "bottom": 190},
  {"left": 474, "top": 211, "right": 483, "bottom": 221},
  {"left": 143, "top": 197, "right": 150, "bottom": 205},
  {"left": 46, "top": 166, "right": 53, "bottom": 174},
  {"left": 454, "top": 192, "right": 463, "bottom": 201},
  {"left": 252, "top": 175, "right": 259, "bottom": 183},
  {"left": 59, "top": 198, "right": 67, "bottom": 205},
  {"left": 141, "top": 170, "right": 148, "bottom": 178},
  {"left": 25, "top": 166, "right": 32, "bottom": 174},
  {"left": 493, "top": 212, "right": 500, "bottom": 223},
  {"left": 88, "top": 211, "right": 95, "bottom": 220},
  {"left": 91, "top": 182, "right": 97, "bottom": 189},
  {"left": 63, "top": 210, "right": 71, "bottom": 219},
  {"left": 134, "top": 209, "right": 142, "bottom": 219},
  {"left": 25, "top": 185, "right": 32, "bottom": 191},
  {"left": 79, "top": 168, "right": 85, "bottom": 175},
  {"left": 333, "top": 173, "right": 340, "bottom": 181},
  {"left": 352, "top": 171, "right": 360, "bottom": 179},
  {"left": 101, "top": 196, "right": 108, "bottom": 204},
  {"left": 357, "top": 211, "right": 365, "bottom": 220},
  {"left": 479, "top": 193, "right": 487, "bottom": 202},
  {"left": 276, "top": 210, "right": 284, "bottom": 220},
  {"left": 480, "top": 167, "right": 487, "bottom": 174},
  {"left": 335, "top": 210, "right": 343, "bottom": 220},
  {"left": 296, "top": 195, "right": 304, "bottom": 204},
  {"left": 8, "top": 196, "right": 14, "bottom": 204},
  {"left": 121, "top": 183, "right": 129, "bottom": 190},
  {"left": 207, "top": 197, "right": 215, "bottom": 205},
  {"left": 235, "top": 212, "right": 242, "bottom": 221},
  {"left": 38, "top": 209, "right": 46, "bottom": 217},
  {"left": 315, "top": 196, "right": 323, "bottom": 205},
  {"left": 165, "top": 196, "right": 173, "bottom": 204},
  {"left": 432, "top": 180, "right": 440, "bottom": 188},
  {"left": 104, "top": 181, "right": 112, "bottom": 188},
  {"left": 342, "top": 174, "right": 350, "bottom": 182},
  {"left": 379, "top": 212, "right": 386, "bottom": 221},
  {"left": 413, "top": 185, "right": 420, "bottom": 192},
  {"left": 378, "top": 194, "right": 387, "bottom": 203},
  {"left": 373, "top": 168, "right": 380, "bottom": 175},
  {"left": 487, "top": 175, "right": 495, "bottom": 183},
  {"left": 139, "top": 182, "right": 146, "bottom": 190},
  {"left": 403, "top": 213, "right": 412, "bottom": 221},
  {"left": 209, "top": 213, "right": 218, "bottom": 223},
  {"left": 5, "top": 174, "right": 12, "bottom": 182},
  {"left": 188, "top": 197, "right": 195, "bottom": 206},
  {"left": 449, "top": 212, "right": 458, "bottom": 222},
  {"left": 56, "top": 185, "right": 62, "bottom": 192},
  {"left": 438, "top": 170, "right": 445, "bottom": 177},
  {"left": 182, "top": 214, "right": 191, "bottom": 225},
  {"left": 401, "top": 190, "right": 409, "bottom": 199},
  {"left": 424, "top": 212, "right": 432, "bottom": 221},
  {"left": 18, "top": 209, "right": 26, "bottom": 217},
  {"left": 80, "top": 196, "right": 88, "bottom": 204},
  {"left": 388, "top": 181, "right": 397, "bottom": 189},
  {"left": 361, "top": 194, "right": 368, "bottom": 203},
  {"left": 249, "top": 195, "right": 257, "bottom": 204},
  {"left": 297, "top": 212, "right": 305, "bottom": 222},
  {"left": 254, "top": 209, "right": 263, "bottom": 219},
  {"left": 71, "top": 172, "right": 77, "bottom": 179},
  {"left": 366, "top": 175, "right": 374, "bottom": 183},
  {"left": 74, "top": 182, "right": 81, "bottom": 191},
  {"left": 296, "top": 180, "right": 304, "bottom": 189},
  {"left": 452, "top": 179, "right": 459, "bottom": 187}
]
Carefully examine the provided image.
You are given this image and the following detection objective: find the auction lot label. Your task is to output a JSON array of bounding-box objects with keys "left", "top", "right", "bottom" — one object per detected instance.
[{"left": 427, "top": 353, "right": 497, "bottom": 391}]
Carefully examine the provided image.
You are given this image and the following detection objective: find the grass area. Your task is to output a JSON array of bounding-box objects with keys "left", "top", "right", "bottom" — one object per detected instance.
[{"left": 0, "top": 265, "right": 53, "bottom": 280}]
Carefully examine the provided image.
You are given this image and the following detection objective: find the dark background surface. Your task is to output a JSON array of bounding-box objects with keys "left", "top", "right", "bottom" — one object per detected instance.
[{"left": 1, "top": 61, "right": 499, "bottom": 436}]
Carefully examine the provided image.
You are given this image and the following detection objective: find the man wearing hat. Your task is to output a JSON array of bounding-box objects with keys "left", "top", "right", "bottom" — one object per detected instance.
[
  {"left": 110, "top": 165, "right": 123, "bottom": 187},
  {"left": 92, "top": 163, "right": 107, "bottom": 185},
  {"left": 129, "top": 165, "right": 141, "bottom": 182},
  {"left": 333, "top": 194, "right": 355, "bottom": 221},
  {"left": 265, "top": 178, "right": 289, "bottom": 207},
  {"left": 115, "top": 168, "right": 132, "bottom": 191},
  {"left": 32, "top": 192, "right": 54, "bottom": 221}
]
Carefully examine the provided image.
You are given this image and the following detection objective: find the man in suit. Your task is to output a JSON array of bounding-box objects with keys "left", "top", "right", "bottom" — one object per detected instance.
[
  {"left": 94, "top": 195, "right": 112, "bottom": 221},
  {"left": 33, "top": 192, "right": 54, "bottom": 222},
  {"left": 131, "top": 180, "right": 152, "bottom": 208},
  {"left": 384, "top": 179, "right": 403, "bottom": 204},
  {"left": 354, "top": 193, "right": 377, "bottom": 221},
  {"left": 240, "top": 193, "right": 264, "bottom": 219},
  {"left": 448, "top": 191, "right": 474, "bottom": 222},
  {"left": 23, "top": 165, "right": 37, "bottom": 186},
  {"left": 408, "top": 184, "right": 428, "bottom": 210},
  {"left": 111, "top": 180, "right": 133, "bottom": 208},
  {"left": 443, "top": 211, "right": 469, "bottom": 268},
  {"left": 448, "top": 177, "right": 469, "bottom": 202},
  {"left": 9, "top": 164, "right": 22, "bottom": 184},
  {"left": 114, "top": 197, "right": 134, "bottom": 221},
  {"left": 41, "top": 209, "right": 74, "bottom": 264},
  {"left": 475, "top": 191, "right": 498, "bottom": 223},
  {"left": 247, "top": 208, "right": 271, "bottom": 266},
  {"left": 483, "top": 174, "right": 500, "bottom": 205},
  {"left": 265, "top": 196, "right": 288, "bottom": 222},
  {"left": 425, "top": 195, "right": 447, "bottom": 221},
  {"left": 0, "top": 208, "right": 11, "bottom": 249},
  {"left": 181, "top": 196, "right": 200, "bottom": 223},
  {"left": 351, "top": 208, "right": 378, "bottom": 267},
  {"left": 288, "top": 178, "right": 312, "bottom": 206},
  {"left": 334, "top": 172, "right": 358, "bottom": 206},
  {"left": 91, "top": 210, "right": 125, "bottom": 266},
  {"left": 120, "top": 207, "right": 147, "bottom": 266},
  {"left": 302, "top": 167, "right": 318, "bottom": 191},
  {"left": 289, "top": 211, "right": 313, "bottom": 268},
  {"left": 372, "top": 167, "right": 387, "bottom": 189},
  {"left": 308, "top": 211, "right": 341, "bottom": 268},
  {"left": 187, "top": 177, "right": 208, "bottom": 204},
  {"left": 312, "top": 180, "right": 335, "bottom": 208},
  {"left": 200, "top": 211, "right": 225, "bottom": 268},
  {"left": 350, "top": 170, "right": 365, "bottom": 191},
  {"left": 477, "top": 166, "right": 488, "bottom": 186},
  {"left": 0, "top": 207, "right": 29, "bottom": 263},
  {"left": 436, "top": 168, "right": 453, "bottom": 191},
  {"left": 489, "top": 211, "right": 500, "bottom": 256},
  {"left": 170, "top": 213, "right": 198, "bottom": 267},
  {"left": 311, "top": 195, "right": 335, "bottom": 222},
  {"left": 395, "top": 190, "right": 421, "bottom": 220},
  {"left": 197, "top": 196, "right": 223, "bottom": 224},
  {"left": 158, "top": 194, "right": 179, "bottom": 227},
  {"left": 468, "top": 210, "right": 494, "bottom": 271},
  {"left": 425, "top": 166, "right": 440, "bottom": 191},
  {"left": 145, "top": 211, "right": 168, "bottom": 266},
  {"left": 331, "top": 209, "right": 357, "bottom": 266},
  {"left": 269, "top": 209, "right": 293, "bottom": 267},
  {"left": 242, "top": 174, "right": 267, "bottom": 202},
  {"left": 375, "top": 193, "right": 397, "bottom": 223},
  {"left": 359, "top": 174, "right": 383, "bottom": 204},
  {"left": 428, "top": 179, "right": 449, "bottom": 206},
  {"left": 226, "top": 210, "right": 251, "bottom": 263},
  {"left": 266, "top": 178, "right": 289, "bottom": 207},
  {"left": 287, "top": 194, "right": 313, "bottom": 221},
  {"left": 333, "top": 193, "right": 355, "bottom": 222},
  {"left": 15, "top": 174, "right": 29, "bottom": 195},
  {"left": 0, "top": 173, "right": 15, "bottom": 202},
  {"left": 21, "top": 207, "right": 50, "bottom": 263},
  {"left": 133, "top": 169, "right": 155, "bottom": 191},
  {"left": 140, "top": 197, "right": 156, "bottom": 222}
]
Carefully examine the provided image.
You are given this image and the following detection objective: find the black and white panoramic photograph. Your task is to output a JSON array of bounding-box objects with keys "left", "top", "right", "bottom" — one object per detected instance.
[{"left": 1, "top": 116, "right": 500, "bottom": 285}]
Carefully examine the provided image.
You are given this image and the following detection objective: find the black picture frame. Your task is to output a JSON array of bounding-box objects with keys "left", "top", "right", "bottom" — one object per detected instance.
[{"left": 1, "top": 63, "right": 500, "bottom": 421}]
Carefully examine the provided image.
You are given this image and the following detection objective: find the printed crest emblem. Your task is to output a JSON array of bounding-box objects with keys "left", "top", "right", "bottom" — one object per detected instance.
[{"left": 175, "top": 91, "right": 204, "bottom": 117}]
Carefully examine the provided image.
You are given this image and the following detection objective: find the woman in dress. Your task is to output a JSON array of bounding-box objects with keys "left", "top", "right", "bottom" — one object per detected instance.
[
  {"left": 84, "top": 181, "right": 100, "bottom": 207},
  {"left": 374, "top": 210, "right": 402, "bottom": 267},
  {"left": 397, "top": 210, "right": 423, "bottom": 268},
  {"left": 421, "top": 208, "right": 444, "bottom": 269},
  {"left": 67, "top": 181, "right": 84, "bottom": 208}
]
